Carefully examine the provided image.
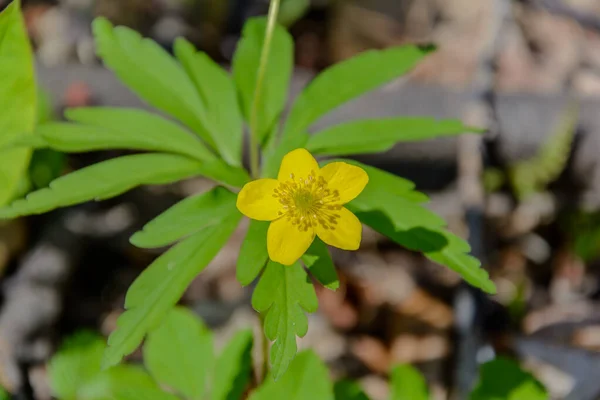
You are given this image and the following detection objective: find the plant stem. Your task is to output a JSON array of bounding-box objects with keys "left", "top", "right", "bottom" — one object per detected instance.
[
  {"left": 249, "top": 0, "right": 281, "bottom": 179},
  {"left": 261, "top": 319, "right": 270, "bottom": 382}
]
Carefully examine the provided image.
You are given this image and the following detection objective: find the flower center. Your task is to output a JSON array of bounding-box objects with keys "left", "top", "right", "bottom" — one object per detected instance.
[{"left": 273, "top": 170, "right": 342, "bottom": 232}]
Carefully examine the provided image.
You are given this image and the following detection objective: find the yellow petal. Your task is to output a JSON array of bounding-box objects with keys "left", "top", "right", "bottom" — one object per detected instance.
[
  {"left": 236, "top": 179, "right": 282, "bottom": 221},
  {"left": 267, "top": 217, "right": 315, "bottom": 265},
  {"left": 320, "top": 162, "right": 369, "bottom": 204},
  {"left": 316, "top": 207, "right": 362, "bottom": 250},
  {"left": 277, "top": 148, "right": 319, "bottom": 182}
]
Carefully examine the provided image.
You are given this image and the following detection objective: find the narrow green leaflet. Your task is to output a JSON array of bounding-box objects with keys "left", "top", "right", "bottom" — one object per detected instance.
[
  {"left": 278, "top": 0, "right": 310, "bottom": 27},
  {"left": 307, "top": 118, "right": 483, "bottom": 156},
  {"left": 333, "top": 381, "right": 370, "bottom": 400},
  {"left": 102, "top": 214, "right": 241, "bottom": 369},
  {"left": 302, "top": 238, "right": 339, "bottom": 290},
  {"left": 131, "top": 187, "right": 237, "bottom": 249},
  {"left": 233, "top": 17, "right": 293, "bottom": 144},
  {"left": 78, "top": 365, "right": 179, "bottom": 400},
  {"left": 144, "top": 307, "right": 214, "bottom": 400},
  {"left": 0, "top": 153, "right": 203, "bottom": 219},
  {"left": 237, "top": 220, "right": 269, "bottom": 286},
  {"left": 211, "top": 330, "right": 254, "bottom": 400},
  {"left": 175, "top": 38, "right": 243, "bottom": 166},
  {"left": 470, "top": 358, "right": 548, "bottom": 400},
  {"left": 92, "top": 18, "right": 214, "bottom": 148},
  {"left": 251, "top": 261, "right": 318, "bottom": 379},
  {"left": 282, "top": 46, "right": 434, "bottom": 139},
  {"left": 389, "top": 365, "right": 429, "bottom": 400},
  {"left": 341, "top": 162, "right": 495, "bottom": 294},
  {"left": 65, "top": 107, "right": 215, "bottom": 161},
  {"left": 249, "top": 350, "right": 333, "bottom": 400},
  {"left": 0, "top": 0, "right": 36, "bottom": 206},
  {"left": 48, "top": 331, "right": 106, "bottom": 400}
]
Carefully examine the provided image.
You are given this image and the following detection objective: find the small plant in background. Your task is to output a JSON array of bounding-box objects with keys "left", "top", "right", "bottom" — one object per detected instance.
[{"left": 1, "top": 0, "right": 496, "bottom": 387}]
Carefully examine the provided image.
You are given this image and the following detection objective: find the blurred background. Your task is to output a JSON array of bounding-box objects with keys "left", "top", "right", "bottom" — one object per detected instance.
[{"left": 2, "top": 0, "right": 600, "bottom": 399}]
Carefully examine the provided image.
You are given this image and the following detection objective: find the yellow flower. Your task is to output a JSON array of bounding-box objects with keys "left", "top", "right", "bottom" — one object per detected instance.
[{"left": 236, "top": 148, "right": 369, "bottom": 265}]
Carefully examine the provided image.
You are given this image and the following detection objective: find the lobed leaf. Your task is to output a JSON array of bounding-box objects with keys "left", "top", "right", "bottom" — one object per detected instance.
[
  {"left": 175, "top": 38, "right": 243, "bottom": 166},
  {"left": 251, "top": 261, "right": 318, "bottom": 379},
  {"left": 469, "top": 357, "right": 548, "bottom": 400},
  {"left": 92, "top": 18, "right": 214, "bottom": 148},
  {"left": 389, "top": 365, "right": 429, "bottom": 400},
  {"left": 0, "top": 153, "right": 203, "bottom": 219},
  {"left": 237, "top": 220, "right": 269, "bottom": 286},
  {"left": 144, "top": 307, "right": 214, "bottom": 400},
  {"left": 48, "top": 331, "right": 106, "bottom": 400},
  {"left": 249, "top": 350, "right": 333, "bottom": 400},
  {"left": 341, "top": 161, "right": 496, "bottom": 294},
  {"left": 233, "top": 17, "right": 293, "bottom": 144},
  {"left": 131, "top": 186, "right": 237, "bottom": 249},
  {"left": 211, "top": 330, "right": 254, "bottom": 400},
  {"left": 65, "top": 107, "right": 215, "bottom": 161},
  {"left": 0, "top": 0, "right": 36, "bottom": 206},
  {"left": 281, "top": 46, "right": 434, "bottom": 139},
  {"left": 307, "top": 117, "right": 482, "bottom": 156},
  {"left": 101, "top": 213, "right": 242, "bottom": 368},
  {"left": 302, "top": 238, "right": 339, "bottom": 291}
]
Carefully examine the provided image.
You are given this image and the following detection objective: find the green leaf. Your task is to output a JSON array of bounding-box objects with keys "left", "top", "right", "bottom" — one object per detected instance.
[
  {"left": 48, "top": 331, "right": 106, "bottom": 400},
  {"left": 302, "top": 238, "right": 339, "bottom": 290},
  {"left": 470, "top": 357, "right": 548, "bottom": 400},
  {"left": 0, "top": 386, "right": 8, "bottom": 400},
  {"left": 131, "top": 186, "right": 237, "bottom": 248},
  {"left": 278, "top": 0, "right": 310, "bottom": 27},
  {"left": 282, "top": 46, "right": 433, "bottom": 139},
  {"left": 233, "top": 17, "right": 293, "bottom": 144},
  {"left": 0, "top": 0, "right": 36, "bottom": 206},
  {"left": 0, "top": 153, "right": 203, "bottom": 219},
  {"left": 144, "top": 307, "right": 213, "bottom": 400},
  {"left": 252, "top": 261, "right": 318, "bottom": 379},
  {"left": 92, "top": 18, "right": 214, "bottom": 148},
  {"left": 65, "top": 107, "right": 215, "bottom": 161},
  {"left": 36, "top": 85, "right": 55, "bottom": 124},
  {"left": 333, "top": 381, "right": 370, "bottom": 400},
  {"left": 509, "top": 101, "right": 578, "bottom": 201},
  {"left": 237, "top": 220, "right": 269, "bottom": 286},
  {"left": 340, "top": 162, "right": 495, "bottom": 294},
  {"left": 389, "top": 365, "right": 429, "bottom": 400},
  {"left": 78, "top": 365, "right": 179, "bottom": 400},
  {"left": 175, "top": 38, "right": 243, "bottom": 166},
  {"left": 307, "top": 118, "right": 482, "bottom": 156},
  {"left": 249, "top": 350, "right": 333, "bottom": 400},
  {"left": 102, "top": 213, "right": 242, "bottom": 369},
  {"left": 211, "top": 329, "right": 254, "bottom": 400}
]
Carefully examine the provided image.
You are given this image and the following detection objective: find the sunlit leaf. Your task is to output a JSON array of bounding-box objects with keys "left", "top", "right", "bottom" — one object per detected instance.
[
  {"left": 249, "top": 350, "right": 333, "bottom": 399},
  {"left": 175, "top": 38, "right": 243, "bottom": 166},
  {"left": 144, "top": 307, "right": 213, "bottom": 400},
  {"left": 252, "top": 261, "right": 318, "bottom": 379},
  {"left": 211, "top": 330, "right": 254, "bottom": 400},
  {"left": 233, "top": 17, "right": 293, "bottom": 144},
  {"left": 102, "top": 213, "right": 242, "bottom": 368},
  {"left": 389, "top": 365, "right": 429, "bottom": 400},
  {"left": 237, "top": 220, "right": 269, "bottom": 286},
  {"left": 48, "top": 331, "right": 105, "bottom": 400},
  {"left": 92, "top": 18, "right": 214, "bottom": 148},
  {"left": 470, "top": 357, "right": 548, "bottom": 400},
  {"left": 65, "top": 107, "right": 215, "bottom": 161},
  {"left": 0, "top": 0, "right": 36, "bottom": 206},
  {"left": 0, "top": 153, "right": 203, "bottom": 219},
  {"left": 302, "top": 238, "right": 339, "bottom": 290},
  {"left": 282, "top": 46, "right": 434, "bottom": 140},
  {"left": 307, "top": 118, "right": 482, "bottom": 156},
  {"left": 131, "top": 187, "right": 237, "bottom": 248}
]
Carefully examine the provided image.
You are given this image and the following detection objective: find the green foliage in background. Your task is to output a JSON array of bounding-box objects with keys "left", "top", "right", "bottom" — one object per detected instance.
[
  {"left": 0, "top": 0, "right": 495, "bottom": 380},
  {"left": 46, "top": 307, "right": 547, "bottom": 400}
]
